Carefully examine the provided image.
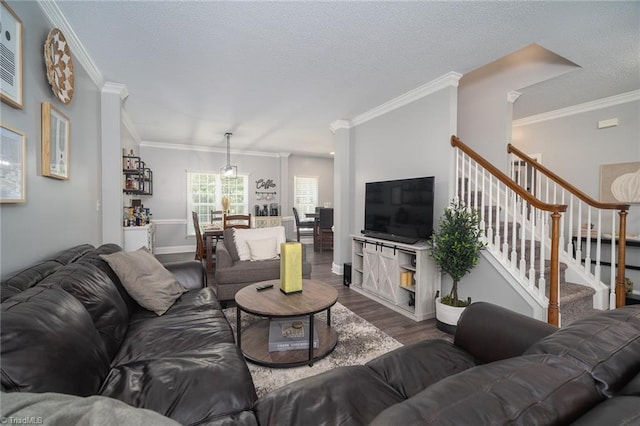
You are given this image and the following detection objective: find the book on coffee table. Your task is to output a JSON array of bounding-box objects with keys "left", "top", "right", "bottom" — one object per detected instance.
[{"left": 268, "top": 317, "right": 319, "bottom": 352}]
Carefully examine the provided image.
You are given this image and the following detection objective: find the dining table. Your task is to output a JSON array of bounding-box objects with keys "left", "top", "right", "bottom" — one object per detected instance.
[{"left": 203, "top": 225, "right": 224, "bottom": 272}]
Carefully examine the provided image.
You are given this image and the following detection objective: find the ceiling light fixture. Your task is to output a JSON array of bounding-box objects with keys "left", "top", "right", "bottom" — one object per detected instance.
[{"left": 220, "top": 132, "right": 237, "bottom": 178}]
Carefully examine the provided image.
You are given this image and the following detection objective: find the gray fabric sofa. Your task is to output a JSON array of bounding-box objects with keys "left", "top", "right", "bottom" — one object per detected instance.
[{"left": 214, "top": 229, "right": 312, "bottom": 301}]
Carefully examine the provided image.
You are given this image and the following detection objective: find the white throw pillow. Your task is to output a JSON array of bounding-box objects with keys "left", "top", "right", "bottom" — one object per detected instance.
[
  {"left": 246, "top": 237, "right": 279, "bottom": 261},
  {"left": 233, "top": 226, "right": 286, "bottom": 261}
]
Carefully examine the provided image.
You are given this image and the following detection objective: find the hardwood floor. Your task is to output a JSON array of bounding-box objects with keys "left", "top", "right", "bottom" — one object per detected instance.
[{"left": 158, "top": 244, "right": 448, "bottom": 345}]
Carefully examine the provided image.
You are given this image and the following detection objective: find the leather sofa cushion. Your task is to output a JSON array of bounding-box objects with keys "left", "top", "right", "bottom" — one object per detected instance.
[
  {"left": 38, "top": 262, "right": 130, "bottom": 360},
  {"left": 571, "top": 396, "right": 640, "bottom": 425},
  {"left": 254, "top": 366, "right": 405, "bottom": 426},
  {"left": 370, "top": 354, "right": 602, "bottom": 425},
  {"left": 454, "top": 301, "right": 557, "bottom": 364},
  {"left": 163, "top": 260, "right": 207, "bottom": 290},
  {"left": 100, "top": 343, "right": 257, "bottom": 425},
  {"left": 46, "top": 243, "right": 95, "bottom": 265},
  {"left": 1, "top": 286, "right": 110, "bottom": 396},
  {"left": 76, "top": 244, "right": 139, "bottom": 315},
  {"left": 111, "top": 289, "right": 231, "bottom": 365},
  {"left": 525, "top": 305, "right": 640, "bottom": 397},
  {"left": 0, "top": 245, "right": 95, "bottom": 303},
  {"left": 366, "top": 339, "right": 475, "bottom": 399},
  {"left": 0, "top": 260, "right": 62, "bottom": 302}
]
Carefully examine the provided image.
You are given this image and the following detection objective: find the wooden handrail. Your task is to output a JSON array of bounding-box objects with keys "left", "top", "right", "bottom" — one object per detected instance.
[
  {"left": 451, "top": 135, "right": 567, "bottom": 325},
  {"left": 508, "top": 142, "right": 629, "bottom": 308},
  {"left": 452, "top": 136, "right": 567, "bottom": 213},
  {"left": 507, "top": 143, "right": 630, "bottom": 212}
]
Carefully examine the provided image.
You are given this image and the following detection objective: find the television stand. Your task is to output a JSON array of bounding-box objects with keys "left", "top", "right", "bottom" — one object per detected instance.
[
  {"left": 350, "top": 234, "right": 440, "bottom": 322},
  {"left": 362, "top": 232, "right": 419, "bottom": 245}
]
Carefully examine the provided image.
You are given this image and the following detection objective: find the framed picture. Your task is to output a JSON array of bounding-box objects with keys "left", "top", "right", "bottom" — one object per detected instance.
[
  {"left": 0, "top": 124, "right": 25, "bottom": 203},
  {"left": 600, "top": 161, "right": 640, "bottom": 204},
  {"left": 0, "top": 1, "right": 24, "bottom": 109},
  {"left": 42, "top": 102, "right": 70, "bottom": 180}
]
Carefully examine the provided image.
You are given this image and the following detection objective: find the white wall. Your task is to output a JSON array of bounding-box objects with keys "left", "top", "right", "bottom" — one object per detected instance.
[{"left": 0, "top": 2, "right": 101, "bottom": 276}]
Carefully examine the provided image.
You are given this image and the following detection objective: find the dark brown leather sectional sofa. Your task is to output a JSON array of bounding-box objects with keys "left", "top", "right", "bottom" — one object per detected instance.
[
  {"left": 1, "top": 244, "right": 257, "bottom": 425},
  {"left": 2, "top": 244, "right": 639, "bottom": 425}
]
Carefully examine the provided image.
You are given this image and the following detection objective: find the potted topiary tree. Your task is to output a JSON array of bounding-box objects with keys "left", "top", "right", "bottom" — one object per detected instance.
[{"left": 429, "top": 200, "right": 486, "bottom": 334}]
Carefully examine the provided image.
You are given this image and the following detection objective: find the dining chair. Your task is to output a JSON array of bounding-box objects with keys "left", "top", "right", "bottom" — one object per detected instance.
[
  {"left": 293, "top": 207, "right": 315, "bottom": 242},
  {"left": 318, "top": 208, "right": 334, "bottom": 252},
  {"left": 192, "top": 211, "right": 206, "bottom": 261},
  {"left": 223, "top": 214, "right": 252, "bottom": 229},
  {"left": 211, "top": 210, "right": 224, "bottom": 228}
]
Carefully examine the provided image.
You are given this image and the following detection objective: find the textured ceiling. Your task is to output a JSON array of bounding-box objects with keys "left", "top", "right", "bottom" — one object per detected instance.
[{"left": 54, "top": 1, "right": 640, "bottom": 156}]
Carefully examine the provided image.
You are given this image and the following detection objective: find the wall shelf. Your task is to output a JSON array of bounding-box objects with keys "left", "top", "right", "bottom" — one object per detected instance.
[{"left": 123, "top": 155, "right": 153, "bottom": 195}]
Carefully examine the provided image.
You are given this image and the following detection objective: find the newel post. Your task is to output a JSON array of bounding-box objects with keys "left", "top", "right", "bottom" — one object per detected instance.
[
  {"left": 616, "top": 209, "right": 628, "bottom": 308},
  {"left": 548, "top": 210, "right": 561, "bottom": 326}
]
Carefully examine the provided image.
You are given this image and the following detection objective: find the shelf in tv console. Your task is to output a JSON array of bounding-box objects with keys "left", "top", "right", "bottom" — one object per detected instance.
[{"left": 350, "top": 234, "right": 439, "bottom": 322}]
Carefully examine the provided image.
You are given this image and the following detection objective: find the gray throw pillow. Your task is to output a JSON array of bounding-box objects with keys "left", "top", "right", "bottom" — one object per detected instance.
[{"left": 100, "top": 248, "right": 187, "bottom": 315}]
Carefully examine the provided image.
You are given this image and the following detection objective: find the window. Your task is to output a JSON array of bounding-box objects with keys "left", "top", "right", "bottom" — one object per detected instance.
[
  {"left": 294, "top": 176, "right": 319, "bottom": 214},
  {"left": 187, "top": 172, "right": 248, "bottom": 235}
]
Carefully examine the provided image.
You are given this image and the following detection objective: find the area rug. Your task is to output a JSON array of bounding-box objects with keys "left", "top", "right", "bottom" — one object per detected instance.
[{"left": 223, "top": 302, "right": 403, "bottom": 398}]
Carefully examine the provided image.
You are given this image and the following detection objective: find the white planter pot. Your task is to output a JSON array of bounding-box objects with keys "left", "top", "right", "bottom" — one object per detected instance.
[{"left": 435, "top": 297, "right": 466, "bottom": 334}]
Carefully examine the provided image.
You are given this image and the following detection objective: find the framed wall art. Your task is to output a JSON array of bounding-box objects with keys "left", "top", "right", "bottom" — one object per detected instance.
[
  {"left": 42, "top": 102, "right": 70, "bottom": 180},
  {"left": 0, "top": 123, "right": 25, "bottom": 203},
  {"left": 600, "top": 161, "right": 640, "bottom": 204},
  {"left": 0, "top": 1, "right": 24, "bottom": 109}
]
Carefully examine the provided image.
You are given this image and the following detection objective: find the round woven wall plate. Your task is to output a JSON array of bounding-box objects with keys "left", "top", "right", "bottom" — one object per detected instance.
[{"left": 44, "top": 28, "right": 75, "bottom": 104}]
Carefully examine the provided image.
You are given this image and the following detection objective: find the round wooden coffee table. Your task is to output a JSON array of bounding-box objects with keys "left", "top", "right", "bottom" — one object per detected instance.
[{"left": 235, "top": 279, "right": 338, "bottom": 368}]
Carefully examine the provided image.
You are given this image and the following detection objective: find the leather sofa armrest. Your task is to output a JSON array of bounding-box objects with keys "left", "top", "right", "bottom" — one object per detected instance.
[
  {"left": 163, "top": 260, "right": 206, "bottom": 289},
  {"left": 216, "top": 242, "right": 233, "bottom": 269},
  {"left": 454, "top": 301, "right": 557, "bottom": 364}
]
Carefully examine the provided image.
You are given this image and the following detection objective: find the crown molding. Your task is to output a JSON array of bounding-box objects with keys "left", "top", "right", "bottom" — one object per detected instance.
[
  {"left": 38, "top": 0, "right": 104, "bottom": 89},
  {"left": 507, "top": 91, "right": 522, "bottom": 104},
  {"left": 513, "top": 90, "right": 640, "bottom": 127},
  {"left": 350, "top": 71, "right": 462, "bottom": 127},
  {"left": 329, "top": 120, "right": 351, "bottom": 133},
  {"left": 140, "top": 141, "right": 281, "bottom": 158},
  {"left": 101, "top": 82, "right": 128, "bottom": 99}
]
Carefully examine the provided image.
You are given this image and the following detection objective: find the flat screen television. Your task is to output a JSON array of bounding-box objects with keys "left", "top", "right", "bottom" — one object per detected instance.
[{"left": 364, "top": 176, "right": 435, "bottom": 244}]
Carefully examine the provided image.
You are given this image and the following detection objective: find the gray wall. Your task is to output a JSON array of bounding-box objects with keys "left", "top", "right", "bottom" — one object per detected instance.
[
  {"left": 1, "top": 2, "right": 101, "bottom": 276},
  {"left": 140, "top": 144, "right": 333, "bottom": 252},
  {"left": 512, "top": 99, "right": 640, "bottom": 235},
  {"left": 351, "top": 87, "right": 457, "bottom": 237}
]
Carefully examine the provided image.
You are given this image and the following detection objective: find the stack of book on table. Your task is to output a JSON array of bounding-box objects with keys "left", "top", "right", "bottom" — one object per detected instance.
[{"left": 268, "top": 317, "right": 319, "bottom": 352}]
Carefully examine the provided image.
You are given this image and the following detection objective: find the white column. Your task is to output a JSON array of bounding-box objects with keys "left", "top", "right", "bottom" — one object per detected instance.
[
  {"left": 101, "top": 82, "right": 128, "bottom": 245},
  {"left": 330, "top": 120, "right": 352, "bottom": 275}
]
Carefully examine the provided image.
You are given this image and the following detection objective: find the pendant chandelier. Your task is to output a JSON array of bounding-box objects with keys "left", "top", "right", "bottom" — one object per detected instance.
[{"left": 220, "top": 132, "right": 237, "bottom": 178}]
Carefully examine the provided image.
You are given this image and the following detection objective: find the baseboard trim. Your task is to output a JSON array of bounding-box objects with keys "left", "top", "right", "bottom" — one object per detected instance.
[{"left": 331, "top": 262, "right": 343, "bottom": 275}]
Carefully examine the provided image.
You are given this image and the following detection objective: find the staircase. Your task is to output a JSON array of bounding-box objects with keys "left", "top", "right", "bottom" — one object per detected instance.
[{"left": 451, "top": 136, "right": 630, "bottom": 326}]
